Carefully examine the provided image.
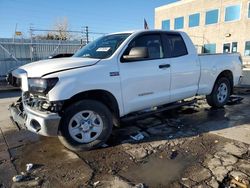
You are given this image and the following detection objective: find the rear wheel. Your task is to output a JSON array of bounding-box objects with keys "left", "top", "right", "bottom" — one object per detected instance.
[
  {"left": 58, "top": 100, "right": 113, "bottom": 151},
  {"left": 206, "top": 77, "right": 231, "bottom": 108}
]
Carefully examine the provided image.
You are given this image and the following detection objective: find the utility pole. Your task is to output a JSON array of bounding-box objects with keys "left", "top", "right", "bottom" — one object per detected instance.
[
  {"left": 13, "top": 23, "right": 18, "bottom": 43},
  {"left": 85, "top": 26, "right": 89, "bottom": 44},
  {"left": 29, "top": 24, "right": 34, "bottom": 62}
]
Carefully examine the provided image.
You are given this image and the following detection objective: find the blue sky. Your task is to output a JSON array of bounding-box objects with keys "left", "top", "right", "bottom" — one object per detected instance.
[{"left": 0, "top": 0, "right": 177, "bottom": 38}]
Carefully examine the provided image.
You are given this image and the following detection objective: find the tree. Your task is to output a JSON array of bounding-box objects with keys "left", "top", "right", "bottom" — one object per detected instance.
[
  {"left": 36, "top": 17, "right": 71, "bottom": 40},
  {"left": 53, "top": 17, "right": 70, "bottom": 40}
]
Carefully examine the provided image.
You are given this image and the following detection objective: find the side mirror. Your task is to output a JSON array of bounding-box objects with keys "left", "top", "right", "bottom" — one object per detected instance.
[{"left": 122, "top": 47, "right": 149, "bottom": 62}]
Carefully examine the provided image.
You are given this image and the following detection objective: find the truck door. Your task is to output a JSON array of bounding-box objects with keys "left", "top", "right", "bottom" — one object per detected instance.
[
  {"left": 162, "top": 33, "right": 200, "bottom": 102},
  {"left": 119, "top": 33, "right": 171, "bottom": 114}
]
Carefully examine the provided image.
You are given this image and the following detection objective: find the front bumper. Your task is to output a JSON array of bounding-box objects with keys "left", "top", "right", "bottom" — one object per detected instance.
[{"left": 9, "top": 99, "right": 61, "bottom": 137}]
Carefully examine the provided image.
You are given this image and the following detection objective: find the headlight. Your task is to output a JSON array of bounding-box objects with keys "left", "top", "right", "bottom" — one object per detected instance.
[{"left": 28, "top": 78, "right": 58, "bottom": 94}]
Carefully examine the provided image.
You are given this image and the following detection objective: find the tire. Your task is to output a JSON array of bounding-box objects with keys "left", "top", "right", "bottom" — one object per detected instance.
[
  {"left": 206, "top": 77, "right": 231, "bottom": 108},
  {"left": 58, "top": 99, "right": 113, "bottom": 151}
]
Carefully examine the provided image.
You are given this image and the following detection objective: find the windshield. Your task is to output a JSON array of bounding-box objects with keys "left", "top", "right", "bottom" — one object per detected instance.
[{"left": 73, "top": 33, "right": 131, "bottom": 59}]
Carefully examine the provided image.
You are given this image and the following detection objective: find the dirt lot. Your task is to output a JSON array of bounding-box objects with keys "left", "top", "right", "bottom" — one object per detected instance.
[{"left": 0, "top": 90, "right": 250, "bottom": 188}]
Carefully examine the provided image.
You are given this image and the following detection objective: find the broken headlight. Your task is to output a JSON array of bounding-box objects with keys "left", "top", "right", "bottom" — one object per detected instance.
[{"left": 28, "top": 78, "right": 58, "bottom": 94}]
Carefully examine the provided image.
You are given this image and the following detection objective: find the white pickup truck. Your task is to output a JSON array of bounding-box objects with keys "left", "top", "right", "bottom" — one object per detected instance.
[{"left": 9, "top": 30, "right": 242, "bottom": 151}]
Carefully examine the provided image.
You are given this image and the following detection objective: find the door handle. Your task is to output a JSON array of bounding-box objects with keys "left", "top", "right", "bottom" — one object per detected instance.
[{"left": 159, "top": 64, "right": 170, "bottom": 69}]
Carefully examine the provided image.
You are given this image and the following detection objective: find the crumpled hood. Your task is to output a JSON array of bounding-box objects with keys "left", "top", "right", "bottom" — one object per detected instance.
[{"left": 19, "top": 57, "right": 100, "bottom": 77}]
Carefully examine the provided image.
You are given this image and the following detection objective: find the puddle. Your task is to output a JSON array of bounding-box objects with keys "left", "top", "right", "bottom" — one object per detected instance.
[
  {"left": 179, "top": 107, "right": 199, "bottom": 114},
  {"left": 12, "top": 136, "right": 93, "bottom": 187},
  {"left": 121, "top": 155, "right": 192, "bottom": 187}
]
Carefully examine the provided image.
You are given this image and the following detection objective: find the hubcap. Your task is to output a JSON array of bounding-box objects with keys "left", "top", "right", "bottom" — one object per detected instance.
[
  {"left": 217, "top": 83, "right": 228, "bottom": 103},
  {"left": 68, "top": 110, "right": 103, "bottom": 143}
]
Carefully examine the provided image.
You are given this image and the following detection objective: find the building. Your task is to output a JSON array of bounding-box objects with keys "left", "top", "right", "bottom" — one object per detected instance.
[{"left": 155, "top": 0, "right": 250, "bottom": 65}]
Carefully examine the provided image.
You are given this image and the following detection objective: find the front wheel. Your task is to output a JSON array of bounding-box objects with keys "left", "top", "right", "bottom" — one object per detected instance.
[
  {"left": 206, "top": 77, "right": 231, "bottom": 108},
  {"left": 58, "top": 100, "right": 113, "bottom": 151}
]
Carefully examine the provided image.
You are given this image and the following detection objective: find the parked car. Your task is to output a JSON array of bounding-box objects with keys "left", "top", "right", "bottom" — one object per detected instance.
[
  {"left": 9, "top": 30, "right": 243, "bottom": 151},
  {"left": 48, "top": 53, "right": 73, "bottom": 59}
]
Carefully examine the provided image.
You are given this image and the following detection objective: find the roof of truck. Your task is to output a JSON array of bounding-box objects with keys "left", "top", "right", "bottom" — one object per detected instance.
[{"left": 109, "top": 29, "right": 182, "bottom": 35}]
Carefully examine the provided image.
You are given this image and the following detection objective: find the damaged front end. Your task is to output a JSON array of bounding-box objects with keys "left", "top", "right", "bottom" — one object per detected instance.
[
  {"left": 9, "top": 97, "right": 25, "bottom": 129},
  {"left": 8, "top": 70, "right": 62, "bottom": 137},
  {"left": 9, "top": 92, "right": 62, "bottom": 137}
]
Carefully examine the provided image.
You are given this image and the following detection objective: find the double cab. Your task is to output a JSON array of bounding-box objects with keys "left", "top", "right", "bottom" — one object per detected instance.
[{"left": 9, "top": 30, "right": 242, "bottom": 151}]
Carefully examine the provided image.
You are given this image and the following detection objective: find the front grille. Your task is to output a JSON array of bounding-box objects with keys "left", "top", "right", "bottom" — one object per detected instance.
[{"left": 22, "top": 92, "right": 62, "bottom": 113}]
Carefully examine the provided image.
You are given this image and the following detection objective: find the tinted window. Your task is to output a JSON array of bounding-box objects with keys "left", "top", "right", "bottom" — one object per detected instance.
[
  {"left": 189, "top": 13, "right": 200, "bottom": 27},
  {"left": 225, "top": 5, "right": 241, "bottom": 22},
  {"left": 203, "top": 44, "right": 216, "bottom": 53},
  {"left": 232, "top": 42, "right": 238, "bottom": 53},
  {"left": 163, "top": 33, "right": 188, "bottom": 58},
  {"left": 162, "top": 19, "right": 170, "bottom": 30},
  {"left": 205, "top": 9, "right": 219, "bottom": 25},
  {"left": 245, "top": 41, "right": 250, "bottom": 56},
  {"left": 174, "top": 17, "right": 184, "bottom": 30},
  {"left": 223, "top": 43, "right": 231, "bottom": 53},
  {"left": 123, "top": 34, "right": 163, "bottom": 60},
  {"left": 248, "top": 3, "right": 250, "bottom": 18}
]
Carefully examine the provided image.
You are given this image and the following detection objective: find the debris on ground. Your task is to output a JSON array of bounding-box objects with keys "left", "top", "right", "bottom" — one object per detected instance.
[
  {"left": 221, "top": 176, "right": 249, "bottom": 188},
  {"left": 12, "top": 174, "right": 27, "bottom": 182},
  {"left": 102, "top": 144, "right": 109, "bottom": 148},
  {"left": 26, "top": 163, "right": 33, "bottom": 172},
  {"left": 12, "top": 178, "right": 42, "bottom": 187},
  {"left": 130, "top": 132, "right": 144, "bottom": 141},
  {"left": 134, "top": 183, "right": 145, "bottom": 188},
  {"left": 170, "top": 150, "right": 178, "bottom": 159},
  {"left": 227, "top": 96, "right": 244, "bottom": 105},
  {"left": 230, "top": 178, "right": 248, "bottom": 188},
  {"left": 230, "top": 171, "right": 249, "bottom": 185},
  {"left": 125, "top": 146, "right": 148, "bottom": 160},
  {"left": 168, "top": 135, "right": 173, "bottom": 139},
  {"left": 93, "top": 181, "right": 100, "bottom": 187},
  {"left": 101, "top": 176, "right": 133, "bottom": 188}
]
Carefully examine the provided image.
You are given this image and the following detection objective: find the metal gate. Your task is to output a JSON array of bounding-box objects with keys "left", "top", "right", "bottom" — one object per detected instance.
[{"left": 0, "top": 38, "right": 83, "bottom": 77}]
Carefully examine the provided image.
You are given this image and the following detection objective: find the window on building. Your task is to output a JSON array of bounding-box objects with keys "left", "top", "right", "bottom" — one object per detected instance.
[
  {"left": 189, "top": 13, "right": 200, "bottom": 27},
  {"left": 205, "top": 9, "right": 219, "bottom": 25},
  {"left": 223, "top": 43, "right": 231, "bottom": 53},
  {"left": 225, "top": 5, "right": 241, "bottom": 22},
  {"left": 232, "top": 42, "right": 238, "bottom": 53},
  {"left": 162, "top": 19, "right": 170, "bottom": 30},
  {"left": 248, "top": 3, "right": 250, "bottom": 18},
  {"left": 203, "top": 44, "right": 216, "bottom": 54},
  {"left": 245, "top": 41, "right": 250, "bottom": 56},
  {"left": 174, "top": 17, "right": 184, "bottom": 30}
]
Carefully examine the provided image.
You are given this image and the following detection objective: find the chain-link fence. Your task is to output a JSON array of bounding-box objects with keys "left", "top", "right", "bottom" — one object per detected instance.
[{"left": 0, "top": 38, "right": 83, "bottom": 78}]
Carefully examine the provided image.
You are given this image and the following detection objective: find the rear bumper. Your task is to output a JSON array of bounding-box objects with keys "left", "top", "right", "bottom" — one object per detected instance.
[{"left": 9, "top": 100, "right": 61, "bottom": 137}]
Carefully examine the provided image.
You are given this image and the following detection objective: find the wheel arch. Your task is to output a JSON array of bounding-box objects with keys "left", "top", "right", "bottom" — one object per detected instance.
[
  {"left": 62, "top": 90, "right": 120, "bottom": 122},
  {"left": 213, "top": 70, "right": 234, "bottom": 95}
]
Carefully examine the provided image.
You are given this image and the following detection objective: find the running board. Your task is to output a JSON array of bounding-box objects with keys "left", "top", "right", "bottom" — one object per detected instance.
[{"left": 121, "top": 99, "right": 197, "bottom": 122}]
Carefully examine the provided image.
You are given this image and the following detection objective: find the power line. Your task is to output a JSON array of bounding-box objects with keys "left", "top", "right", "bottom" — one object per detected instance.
[{"left": 30, "top": 28, "right": 107, "bottom": 35}]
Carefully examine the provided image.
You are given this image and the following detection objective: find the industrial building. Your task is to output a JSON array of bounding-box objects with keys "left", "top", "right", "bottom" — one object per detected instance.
[{"left": 155, "top": 0, "right": 250, "bottom": 66}]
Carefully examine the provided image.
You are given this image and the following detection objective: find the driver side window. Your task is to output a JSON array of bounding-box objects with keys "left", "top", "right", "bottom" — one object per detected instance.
[{"left": 123, "top": 34, "right": 164, "bottom": 61}]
